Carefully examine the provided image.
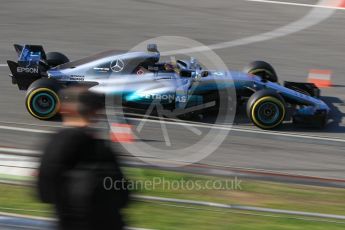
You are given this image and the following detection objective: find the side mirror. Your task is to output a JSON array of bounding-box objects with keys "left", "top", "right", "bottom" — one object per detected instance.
[{"left": 201, "top": 71, "right": 209, "bottom": 77}]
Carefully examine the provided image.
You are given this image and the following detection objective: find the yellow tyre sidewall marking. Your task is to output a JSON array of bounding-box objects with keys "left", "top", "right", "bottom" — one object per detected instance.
[
  {"left": 26, "top": 88, "right": 60, "bottom": 120},
  {"left": 251, "top": 96, "right": 285, "bottom": 129}
]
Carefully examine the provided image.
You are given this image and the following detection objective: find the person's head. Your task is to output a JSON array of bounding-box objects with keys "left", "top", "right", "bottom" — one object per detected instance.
[{"left": 60, "top": 87, "right": 105, "bottom": 126}]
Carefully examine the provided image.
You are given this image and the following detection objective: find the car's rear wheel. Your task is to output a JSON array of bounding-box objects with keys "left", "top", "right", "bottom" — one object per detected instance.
[
  {"left": 247, "top": 89, "right": 286, "bottom": 129},
  {"left": 25, "top": 78, "right": 61, "bottom": 120},
  {"left": 244, "top": 61, "right": 278, "bottom": 83}
]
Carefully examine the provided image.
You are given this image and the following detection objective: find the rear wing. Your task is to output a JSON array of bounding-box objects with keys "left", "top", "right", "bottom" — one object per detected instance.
[
  {"left": 14, "top": 44, "right": 46, "bottom": 63},
  {"left": 7, "top": 44, "right": 47, "bottom": 90}
]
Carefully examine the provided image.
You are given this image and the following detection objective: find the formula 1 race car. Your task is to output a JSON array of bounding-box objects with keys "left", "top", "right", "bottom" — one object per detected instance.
[{"left": 7, "top": 44, "right": 330, "bottom": 129}]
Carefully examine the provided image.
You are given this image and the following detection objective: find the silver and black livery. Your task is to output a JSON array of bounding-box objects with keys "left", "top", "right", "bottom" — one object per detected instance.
[{"left": 7, "top": 44, "right": 330, "bottom": 129}]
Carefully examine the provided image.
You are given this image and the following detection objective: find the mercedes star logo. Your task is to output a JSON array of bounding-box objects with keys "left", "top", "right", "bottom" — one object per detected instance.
[{"left": 110, "top": 59, "right": 125, "bottom": 72}]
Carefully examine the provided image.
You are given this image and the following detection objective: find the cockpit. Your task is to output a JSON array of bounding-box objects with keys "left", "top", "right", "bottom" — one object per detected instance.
[{"left": 133, "top": 44, "right": 204, "bottom": 78}]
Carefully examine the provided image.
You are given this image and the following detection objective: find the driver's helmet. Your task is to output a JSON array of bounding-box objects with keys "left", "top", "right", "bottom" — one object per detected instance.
[
  {"left": 164, "top": 62, "right": 177, "bottom": 72},
  {"left": 190, "top": 57, "right": 197, "bottom": 69},
  {"left": 190, "top": 57, "right": 202, "bottom": 76}
]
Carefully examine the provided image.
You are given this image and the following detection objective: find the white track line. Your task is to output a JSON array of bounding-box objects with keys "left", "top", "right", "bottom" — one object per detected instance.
[
  {"left": 247, "top": 0, "right": 345, "bottom": 10},
  {"left": 0, "top": 150, "right": 38, "bottom": 177},
  {"left": 127, "top": 117, "right": 345, "bottom": 143},
  {"left": 0, "top": 214, "right": 153, "bottom": 230},
  {"left": 0, "top": 125, "right": 53, "bottom": 134},
  {"left": 0, "top": 64, "right": 7, "bottom": 67},
  {"left": 0, "top": 147, "right": 40, "bottom": 155},
  {"left": 122, "top": 112, "right": 345, "bottom": 144},
  {"left": 1, "top": 147, "right": 345, "bottom": 184},
  {"left": 0, "top": 120, "right": 63, "bottom": 128},
  {"left": 0, "top": 120, "right": 344, "bottom": 144},
  {"left": 0, "top": 199, "right": 344, "bottom": 225},
  {"left": 232, "top": 126, "right": 345, "bottom": 143}
]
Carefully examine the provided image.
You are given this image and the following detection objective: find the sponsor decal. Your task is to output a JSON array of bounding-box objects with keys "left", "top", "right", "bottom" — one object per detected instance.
[
  {"left": 17, "top": 67, "right": 39, "bottom": 74},
  {"left": 141, "top": 94, "right": 187, "bottom": 103},
  {"left": 144, "top": 94, "right": 175, "bottom": 101},
  {"left": 69, "top": 75, "right": 84, "bottom": 81},
  {"left": 176, "top": 95, "right": 187, "bottom": 103},
  {"left": 110, "top": 59, "right": 125, "bottom": 72},
  {"left": 93, "top": 67, "right": 110, "bottom": 72},
  {"left": 148, "top": 66, "right": 159, "bottom": 71}
]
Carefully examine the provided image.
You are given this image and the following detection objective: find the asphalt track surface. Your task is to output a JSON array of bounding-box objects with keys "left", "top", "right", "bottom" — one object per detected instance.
[{"left": 0, "top": 0, "right": 344, "bottom": 180}]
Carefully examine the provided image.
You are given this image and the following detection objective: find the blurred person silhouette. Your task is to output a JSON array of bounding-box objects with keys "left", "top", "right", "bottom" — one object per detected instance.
[{"left": 38, "top": 87, "right": 130, "bottom": 230}]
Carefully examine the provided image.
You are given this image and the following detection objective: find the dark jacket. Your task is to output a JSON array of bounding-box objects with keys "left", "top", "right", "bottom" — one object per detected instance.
[{"left": 38, "top": 127, "right": 129, "bottom": 230}]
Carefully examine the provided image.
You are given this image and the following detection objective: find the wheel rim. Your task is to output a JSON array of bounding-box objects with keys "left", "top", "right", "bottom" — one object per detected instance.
[
  {"left": 257, "top": 101, "right": 280, "bottom": 124},
  {"left": 32, "top": 92, "right": 56, "bottom": 115},
  {"left": 251, "top": 96, "right": 285, "bottom": 129}
]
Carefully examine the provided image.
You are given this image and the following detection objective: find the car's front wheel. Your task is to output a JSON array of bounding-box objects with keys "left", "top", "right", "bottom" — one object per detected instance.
[{"left": 247, "top": 89, "right": 286, "bottom": 129}]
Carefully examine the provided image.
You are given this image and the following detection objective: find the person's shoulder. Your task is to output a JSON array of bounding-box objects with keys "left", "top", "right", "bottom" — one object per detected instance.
[
  {"left": 56, "top": 127, "right": 82, "bottom": 135},
  {"left": 54, "top": 127, "right": 91, "bottom": 141}
]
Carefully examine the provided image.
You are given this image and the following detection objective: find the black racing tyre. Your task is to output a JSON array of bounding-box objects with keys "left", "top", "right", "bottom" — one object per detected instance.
[
  {"left": 244, "top": 61, "right": 278, "bottom": 82},
  {"left": 46, "top": 52, "right": 69, "bottom": 67},
  {"left": 247, "top": 89, "right": 286, "bottom": 129},
  {"left": 25, "top": 78, "right": 61, "bottom": 120}
]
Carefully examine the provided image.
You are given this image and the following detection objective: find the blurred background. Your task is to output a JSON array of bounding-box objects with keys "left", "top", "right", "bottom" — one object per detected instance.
[{"left": 0, "top": 0, "right": 344, "bottom": 229}]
